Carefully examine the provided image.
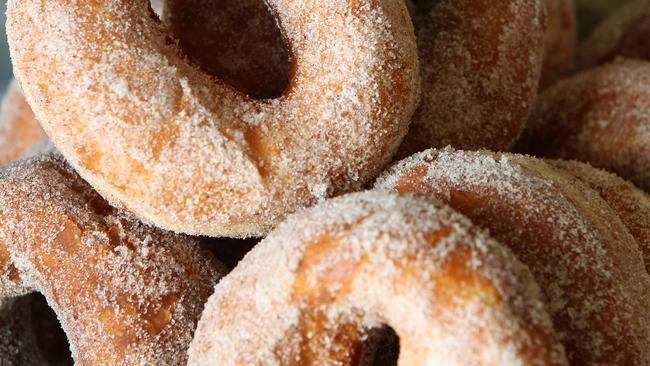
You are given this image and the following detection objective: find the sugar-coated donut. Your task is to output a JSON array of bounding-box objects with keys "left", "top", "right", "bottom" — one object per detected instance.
[
  {"left": 397, "top": 0, "right": 545, "bottom": 156},
  {"left": 189, "top": 192, "right": 568, "bottom": 365},
  {"left": 578, "top": 0, "right": 650, "bottom": 70},
  {"left": 157, "top": 0, "right": 543, "bottom": 155},
  {"left": 162, "top": 0, "right": 290, "bottom": 99},
  {"left": 518, "top": 58, "right": 650, "bottom": 191},
  {"left": 550, "top": 159, "right": 650, "bottom": 274},
  {"left": 374, "top": 148, "right": 650, "bottom": 365},
  {"left": 7, "top": 0, "right": 419, "bottom": 237},
  {"left": 540, "top": 0, "right": 577, "bottom": 90},
  {"left": 0, "top": 153, "right": 226, "bottom": 365},
  {"left": 0, "top": 80, "right": 46, "bottom": 164}
]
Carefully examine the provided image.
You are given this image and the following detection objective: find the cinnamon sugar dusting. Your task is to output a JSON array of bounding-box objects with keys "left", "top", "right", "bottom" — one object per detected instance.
[
  {"left": 6, "top": 0, "right": 420, "bottom": 237},
  {"left": 519, "top": 58, "right": 650, "bottom": 191},
  {"left": 375, "top": 148, "right": 650, "bottom": 365},
  {"left": 0, "top": 153, "right": 226, "bottom": 365},
  {"left": 398, "top": 0, "right": 545, "bottom": 156},
  {"left": 550, "top": 159, "right": 650, "bottom": 275},
  {"left": 189, "top": 192, "right": 567, "bottom": 365}
]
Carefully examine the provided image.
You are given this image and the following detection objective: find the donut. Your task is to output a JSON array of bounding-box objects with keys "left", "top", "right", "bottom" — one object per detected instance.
[
  {"left": 549, "top": 159, "right": 650, "bottom": 274},
  {"left": 0, "top": 80, "right": 46, "bottom": 164},
  {"left": 189, "top": 192, "right": 568, "bottom": 365},
  {"left": 157, "top": 0, "right": 543, "bottom": 155},
  {"left": 578, "top": 0, "right": 650, "bottom": 70},
  {"left": 374, "top": 148, "right": 650, "bottom": 365},
  {"left": 539, "top": 0, "right": 577, "bottom": 90},
  {"left": 7, "top": 0, "right": 419, "bottom": 237},
  {"left": 396, "top": 0, "right": 545, "bottom": 156},
  {"left": 0, "top": 153, "right": 226, "bottom": 365},
  {"left": 517, "top": 58, "right": 650, "bottom": 191},
  {"left": 162, "top": 0, "right": 290, "bottom": 99}
]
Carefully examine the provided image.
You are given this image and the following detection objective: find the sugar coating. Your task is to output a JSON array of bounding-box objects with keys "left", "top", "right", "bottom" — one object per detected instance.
[
  {"left": 539, "top": 0, "right": 577, "bottom": 90},
  {"left": 0, "top": 80, "right": 46, "bottom": 165},
  {"left": 578, "top": 0, "right": 650, "bottom": 70},
  {"left": 374, "top": 148, "right": 650, "bottom": 365},
  {"left": 397, "top": 0, "right": 545, "bottom": 156},
  {"left": 550, "top": 159, "right": 650, "bottom": 275},
  {"left": 189, "top": 191, "right": 568, "bottom": 365},
  {"left": 6, "top": 0, "right": 420, "bottom": 238},
  {"left": 519, "top": 58, "right": 650, "bottom": 192},
  {"left": 153, "top": 0, "right": 542, "bottom": 157},
  {"left": 0, "top": 153, "right": 226, "bottom": 365}
]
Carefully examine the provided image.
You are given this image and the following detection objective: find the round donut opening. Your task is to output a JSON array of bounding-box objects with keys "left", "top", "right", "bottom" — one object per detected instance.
[
  {"left": 164, "top": 0, "right": 292, "bottom": 100},
  {"left": 203, "top": 237, "right": 261, "bottom": 271},
  {"left": 361, "top": 325, "right": 400, "bottom": 366},
  {"left": 29, "top": 293, "right": 73, "bottom": 365}
]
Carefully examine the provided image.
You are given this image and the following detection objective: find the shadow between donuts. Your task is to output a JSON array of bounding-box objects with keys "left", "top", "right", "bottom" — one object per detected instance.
[{"left": 29, "top": 293, "right": 73, "bottom": 366}]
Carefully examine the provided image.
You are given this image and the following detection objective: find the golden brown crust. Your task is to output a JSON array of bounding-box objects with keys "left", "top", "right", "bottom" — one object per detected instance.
[
  {"left": 0, "top": 153, "right": 225, "bottom": 365},
  {"left": 375, "top": 148, "right": 650, "bottom": 365},
  {"left": 540, "top": 0, "right": 577, "bottom": 90},
  {"left": 0, "top": 80, "right": 46, "bottom": 164},
  {"left": 189, "top": 192, "right": 567, "bottom": 365},
  {"left": 518, "top": 58, "right": 650, "bottom": 191},
  {"left": 7, "top": 0, "right": 419, "bottom": 238},
  {"left": 397, "top": 0, "right": 545, "bottom": 156},
  {"left": 550, "top": 159, "right": 650, "bottom": 275}
]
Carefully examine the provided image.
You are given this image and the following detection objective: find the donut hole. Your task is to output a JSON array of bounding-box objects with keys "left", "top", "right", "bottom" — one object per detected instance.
[
  {"left": 202, "top": 237, "right": 261, "bottom": 271},
  {"left": 29, "top": 293, "right": 73, "bottom": 365},
  {"left": 360, "top": 325, "right": 400, "bottom": 366},
  {"left": 165, "top": 0, "right": 292, "bottom": 100}
]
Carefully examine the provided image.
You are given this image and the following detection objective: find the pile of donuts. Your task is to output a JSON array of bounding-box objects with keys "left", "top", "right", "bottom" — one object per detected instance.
[{"left": 1, "top": 0, "right": 650, "bottom": 364}]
